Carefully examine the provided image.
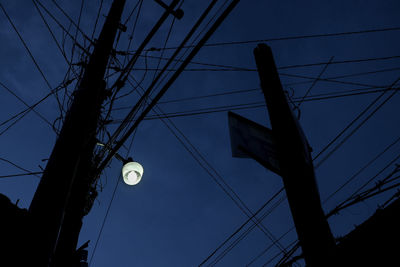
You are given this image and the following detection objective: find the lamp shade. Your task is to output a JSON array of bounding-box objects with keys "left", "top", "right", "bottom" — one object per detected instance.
[{"left": 122, "top": 161, "right": 144, "bottom": 185}]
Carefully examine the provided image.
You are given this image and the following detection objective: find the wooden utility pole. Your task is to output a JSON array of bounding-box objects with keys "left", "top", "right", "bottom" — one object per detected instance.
[
  {"left": 253, "top": 44, "right": 336, "bottom": 266},
  {"left": 28, "top": 0, "right": 126, "bottom": 266}
]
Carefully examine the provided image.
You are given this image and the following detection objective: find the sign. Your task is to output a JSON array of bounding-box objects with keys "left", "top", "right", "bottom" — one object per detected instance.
[{"left": 228, "top": 111, "right": 281, "bottom": 175}]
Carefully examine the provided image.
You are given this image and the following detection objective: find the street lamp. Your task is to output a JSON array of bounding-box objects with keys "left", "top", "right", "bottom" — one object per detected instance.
[
  {"left": 96, "top": 142, "right": 143, "bottom": 186},
  {"left": 122, "top": 159, "right": 144, "bottom": 186}
]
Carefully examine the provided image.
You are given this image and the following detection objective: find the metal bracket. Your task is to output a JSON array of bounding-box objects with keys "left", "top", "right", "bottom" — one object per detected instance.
[{"left": 154, "top": 0, "right": 184, "bottom": 19}]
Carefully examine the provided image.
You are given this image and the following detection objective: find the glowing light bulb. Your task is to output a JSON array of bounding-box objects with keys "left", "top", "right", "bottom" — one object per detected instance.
[{"left": 122, "top": 161, "right": 143, "bottom": 185}]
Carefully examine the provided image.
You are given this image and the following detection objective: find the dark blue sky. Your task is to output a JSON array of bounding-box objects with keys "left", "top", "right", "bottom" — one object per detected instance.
[{"left": 1, "top": 0, "right": 400, "bottom": 266}]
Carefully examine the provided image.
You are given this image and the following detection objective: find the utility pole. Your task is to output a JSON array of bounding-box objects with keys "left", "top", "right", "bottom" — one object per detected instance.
[
  {"left": 253, "top": 44, "right": 336, "bottom": 266},
  {"left": 28, "top": 0, "right": 126, "bottom": 266}
]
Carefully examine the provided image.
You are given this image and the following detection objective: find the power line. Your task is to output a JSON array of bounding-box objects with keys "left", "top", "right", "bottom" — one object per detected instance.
[
  {"left": 292, "top": 86, "right": 399, "bottom": 101},
  {"left": 31, "top": 0, "right": 71, "bottom": 65},
  {"left": 150, "top": 102, "right": 289, "bottom": 264},
  {"left": 327, "top": 167, "right": 400, "bottom": 218},
  {"left": 122, "top": 54, "right": 400, "bottom": 74},
  {"left": 0, "top": 109, "right": 35, "bottom": 136},
  {"left": 138, "top": 28, "right": 400, "bottom": 267},
  {"left": 109, "top": 69, "right": 400, "bottom": 267},
  {"left": 23, "top": 2, "right": 396, "bottom": 266},
  {"left": 278, "top": 173, "right": 400, "bottom": 265},
  {"left": 246, "top": 226, "right": 295, "bottom": 267},
  {"left": 125, "top": 53, "right": 253, "bottom": 70},
  {"left": 0, "top": 2, "right": 60, "bottom": 108},
  {"left": 124, "top": 53, "right": 400, "bottom": 75},
  {"left": 68, "top": 0, "right": 86, "bottom": 63},
  {"left": 284, "top": 66, "right": 400, "bottom": 87},
  {"left": 2, "top": 2, "right": 398, "bottom": 267},
  {"left": 31, "top": 0, "right": 80, "bottom": 122},
  {"left": 323, "top": 135, "right": 400, "bottom": 204},
  {"left": 122, "top": 0, "right": 143, "bottom": 66},
  {"left": 116, "top": 64, "right": 400, "bottom": 106},
  {"left": 1, "top": 1, "right": 74, "bottom": 129},
  {"left": 195, "top": 77, "right": 400, "bottom": 265},
  {"left": 0, "top": 172, "right": 43, "bottom": 179},
  {"left": 280, "top": 177, "right": 400, "bottom": 267},
  {"left": 118, "top": 41, "right": 290, "bottom": 261},
  {"left": 108, "top": 0, "right": 234, "bottom": 128},
  {"left": 112, "top": 101, "right": 263, "bottom": 118},
  {"left": 0, "top": 88, "right": 58, "bottom": 128},
  {"left": 50, "top": 0, "right": 93, "bottom": 46},
  {"left": 155, "top": 77, "right": 397, "bottom": 106},
  {"left": 97, "top": 0, "right": 224, "bottom": 170},
  {"left": 380, "top": 190, "right": 400, "bottom": 208},
  {"left": 121, "top": 0, "right": 142, "bottom": 25},
  {"left": 90, "top": 1, "right": 256, "bottom": 262},
  {"left": 151, "top": 1, "right": 180, "bottom": 82},
  {"left": 344, "top": 155, "right": 400, "bottom": 203},
  {"left": 0, "top": 157, "right": 41, "bottom": 178},
  {"left": 91, "top": 100, "right": 145, "bottom": 267},
  {"left": 0, "top": 81, "right": 53, "bottom": 128},
  {"left": 128, "top": 26, "right": 400, "bottom": 52},
  {"left": 121, "top": 70, "right": 288, "bottom": 264},
  {"left": 91, "top": 0, "right": 104, "bottom": 40},
  {"left": 96, "top": 0, "right": 185, "bottom": 159},
  {"left": 268, "top": 153, "right": 400, "bottom": 266},
  {"left": 297, "top": 56, "right": 334, "bottom": 107},
  {"left": 313, "top": 76, "right": 400, "bottom": 162},
  {"left": 33, "top": 0, "right": 90, "bottom": 55},
  {"left": 105, "top": 0, "right": 182, "bottom": 109},
  {"left": 0, "top": 80, "right": 72, "bottom": 136},
  {"left": 106, "top": 5, "right": 288, "bottom": 257},
  {"left": 127, "top": 0, "right": 229, "bottom": 104},
  {"left": 90, "top": 113, "right": 144, "bottom": 267},
  {"left": 88, "top": 172, "right": 122, "bottom": 266},
  {"left": 109, "top": 86, "right": 400, "bottom": 122},
  {"left": 125, "top": 66, "right": 392, "bottom": 93},
  {"left": 208, "top": 195, "right": 290, "bottom": 267},
  {"left": 301, "top": 66, "right": 400, "bottom": 82},
  {"left": 157, "top": 87, "right": 260, "bottom": 104},
  {"left": 279, "top": 55, "right": 400, "bottom": 70},
  {"left": 262, "top": 240, "right": 300, "bottom": 267},
  {"left": 276, "top": 162, "right": 400, "bottom": 266},
  {"left": 315, "top": 76, "right": 400, "bottom": 167},
  {"left": 198, "top": 188, "right": 284, "bottom": 266},
  {"left": 280, "top": 72, "right": 384, "bottom": 89},
  {"left": 125, "top": 76, "right": 288, "bottom": 255}
]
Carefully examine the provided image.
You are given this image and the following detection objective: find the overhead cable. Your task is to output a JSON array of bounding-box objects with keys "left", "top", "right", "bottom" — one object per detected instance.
[
  {"left": 136, "top": 26, "right": 400, "bottom": 51},
  {"left": 198, "top": 188, "right": 284, "bottom": 266},
  {"left": 0, "top": 172, "right": 43, "bottom": 179},
  {"left": 0, "top": 81, "right": 53, "bottom": 128},
  {"left": 109, "top": 87, "right": 400, "bottom": 122},
  {"left": 0, "top": 2, "right": 62, "bottom": 111},
  {"left": 323, "top": 135, "right": 400, "bottom": 204},
  {"left": 297, "top": 56, "right": 334, "bottom": 107},
  {"left": 314, "top": 76, "right": 400, "bottom": 167}
]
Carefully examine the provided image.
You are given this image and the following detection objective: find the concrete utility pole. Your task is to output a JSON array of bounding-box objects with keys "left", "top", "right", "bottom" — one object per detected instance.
[
  {"left": 253, "top": 44, "right": 336, "bottom": 266},
  {"left": 28, "top": 0, "right": 126, "bottom": 266}
]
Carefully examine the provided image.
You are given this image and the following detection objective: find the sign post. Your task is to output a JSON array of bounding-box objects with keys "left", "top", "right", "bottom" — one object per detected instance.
[{"left": 228, "top": 44, "right": 336, "bottom": 266}]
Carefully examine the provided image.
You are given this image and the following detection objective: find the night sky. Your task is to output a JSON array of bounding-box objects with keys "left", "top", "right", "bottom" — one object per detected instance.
[{"left": 1, "top": 0, "right": 400, "bottom": 266}]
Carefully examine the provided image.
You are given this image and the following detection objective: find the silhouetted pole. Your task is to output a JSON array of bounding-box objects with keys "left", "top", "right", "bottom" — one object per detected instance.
[
  {"left": 254, "top": 43, "right": 336, "bottom": 266},
  {"left": 29, "top": 0, "right": 126, "bottom": 266}
]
